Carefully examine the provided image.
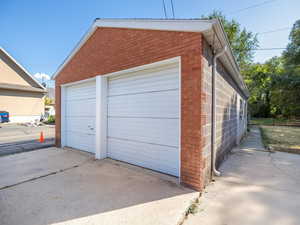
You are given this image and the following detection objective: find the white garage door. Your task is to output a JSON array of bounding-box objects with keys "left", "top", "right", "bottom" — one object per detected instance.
[
  {"left": 65, "top": 81, "right": 96, "bottom": 153},
  {"left": 107, "top": 63, "right": 180, "bottom": 176}
]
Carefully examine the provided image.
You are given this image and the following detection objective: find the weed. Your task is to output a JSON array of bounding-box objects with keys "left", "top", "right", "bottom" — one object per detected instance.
[
  {"left": 185, "top": 199, "right": 199, "bottom": 216},
  {"left": 259, "top": 126, "right": 270, "bottom": 149}
]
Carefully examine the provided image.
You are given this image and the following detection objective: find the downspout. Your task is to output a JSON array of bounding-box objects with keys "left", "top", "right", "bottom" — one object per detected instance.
[{"left": 211, "top": 46, "right": 227, "bottom": 177}]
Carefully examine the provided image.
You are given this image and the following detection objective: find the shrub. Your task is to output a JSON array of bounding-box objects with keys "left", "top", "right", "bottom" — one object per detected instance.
[{"left": 47, "top": 115, "right": 55, "bottom": 124}]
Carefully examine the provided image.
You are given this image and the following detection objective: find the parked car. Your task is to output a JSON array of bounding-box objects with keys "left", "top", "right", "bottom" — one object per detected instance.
[{"left": 0, "top": 111, "right": 9, "bottom": 123}]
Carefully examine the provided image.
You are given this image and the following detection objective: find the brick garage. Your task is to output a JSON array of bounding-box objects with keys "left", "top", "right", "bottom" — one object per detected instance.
[{"left": 53, "top": 19, "right": 248, "bottom": 191}]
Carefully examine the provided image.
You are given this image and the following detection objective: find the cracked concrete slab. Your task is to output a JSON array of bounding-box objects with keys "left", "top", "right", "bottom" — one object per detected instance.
[
  {"left": 0, "top": 147, "right": 93, "bottom": 189},
  {"left": 0, "top": 148, "right": 198, "bottom": 225},
  {"left": 184, "top": 127, "right": 300, "bottom": 225}
]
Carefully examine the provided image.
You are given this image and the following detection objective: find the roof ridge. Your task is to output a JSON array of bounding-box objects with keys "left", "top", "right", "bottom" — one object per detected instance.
[{"left": 0, "top": 47, "right": 46, "bottom": 90}]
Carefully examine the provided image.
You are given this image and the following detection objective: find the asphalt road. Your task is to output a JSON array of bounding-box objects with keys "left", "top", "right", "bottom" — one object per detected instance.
[{"left": 0, "top": 123, "right": 55, "bottom": 156}]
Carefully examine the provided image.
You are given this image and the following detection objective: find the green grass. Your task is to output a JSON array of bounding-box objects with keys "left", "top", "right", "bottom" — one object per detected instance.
[
  {"left": 44, "top": 115, "right": 55, "bottom": 124},
  {"left": 259, "top": 126, "right": 270, "bottom": 149},
  {"left": 260, "top": 125, "right": 300, "bottom": 153},
  {"left": 250, "top": 118, "right": 300, "bottom": 126}
]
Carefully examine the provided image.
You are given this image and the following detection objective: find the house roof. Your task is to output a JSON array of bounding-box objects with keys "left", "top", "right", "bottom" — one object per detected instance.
[
  {"left": 0, "top": 82, "right": 46, "bottom": 93},
  {"left": 0, "top": 47, "right": 46, "bottom": 91},
  {"left": 52, "top": 18, "right": 249, "bottom": 97}
]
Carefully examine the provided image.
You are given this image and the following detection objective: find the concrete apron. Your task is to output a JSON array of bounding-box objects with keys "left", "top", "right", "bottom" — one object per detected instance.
[
  {"left": 184, "top": 127, "right": 300, "bottom": 225},
  {"left": 0, "top": 147, "right": 198, "bottom": 225}
]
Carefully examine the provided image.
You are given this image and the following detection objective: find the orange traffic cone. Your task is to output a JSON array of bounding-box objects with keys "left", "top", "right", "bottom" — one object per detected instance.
[{"left": 39, "top": 131, "right": 45, "bottom": 143}]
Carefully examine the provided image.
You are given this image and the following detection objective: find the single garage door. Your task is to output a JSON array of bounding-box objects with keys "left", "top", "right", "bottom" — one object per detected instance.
[
  {"left": 65, "top": 81, "right": 96, "bottom": 153},
  {"left": 107, "top": 63, "right": 180, "bottom": 176}
]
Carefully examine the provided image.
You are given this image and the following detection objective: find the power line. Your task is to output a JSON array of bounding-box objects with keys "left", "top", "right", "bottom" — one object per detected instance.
[
  {"left": 257, "top": 27, "right": 291, "bottom": 35},
  {"left": 162, "top": 0, "right": 168, "bottom": 18},
  {"left": 170, "top": 0, "right": 175, "bottom": 18},
  {"left": 253, "top": 48, "right": 287, "bottom": 50},
  {"left": 230, "top": 0, "right": 277, "bottom": 15}
]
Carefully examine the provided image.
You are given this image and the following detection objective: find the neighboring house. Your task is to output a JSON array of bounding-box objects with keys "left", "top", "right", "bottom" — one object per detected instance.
[
  {"left": 0, "top": 47, "right": 46, "bottom": 123},
  {"left": 53, "top": 19, "right": 248, "bottom": 191}
]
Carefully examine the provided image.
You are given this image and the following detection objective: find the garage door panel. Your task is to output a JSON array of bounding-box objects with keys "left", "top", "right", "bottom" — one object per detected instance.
[
  {"left": 66, "top": 132, "right": 95, "bottom": 153},
  {"left": 66, "top": 82, "right": 96, "bottom": 101},
  {"left": 66, "top": 98, "right": 96, "bottom": 117},
  {"left": 107, "top": 138, "right": 179, "bottom": 176},
  {"left": 108, "top": 90, "right": 179, "bottom": 118},
  {"left": 108, "top": 67, "right": 179, "bottom": 96},
  {"left": 65, "top": 81, "right": 96, "bottom": 154},
  {"left": 66, "top": 117, "right": 95, "bottom": 134},
  {"left": 108, "top": 117, "right": 179, "bottom": 147},
  {"left": 107, "top": 62, "right": 180, "bottom": 176}
]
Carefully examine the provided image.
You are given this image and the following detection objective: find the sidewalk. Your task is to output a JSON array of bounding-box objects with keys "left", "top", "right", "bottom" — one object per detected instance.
[
  {"left": 0, "top": 138, "right": 55, "bottom": 156},
  {"left": 184, "top": 126, "right": 300, "bottom": 225},
  {"left": 0, "top": 124, "right": 55, "bottom": 156}
]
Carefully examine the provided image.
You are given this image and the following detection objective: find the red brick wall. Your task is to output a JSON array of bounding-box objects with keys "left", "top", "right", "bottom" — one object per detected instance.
[{"left": 55, "top": 27, "right": 204, "bottom": 190}]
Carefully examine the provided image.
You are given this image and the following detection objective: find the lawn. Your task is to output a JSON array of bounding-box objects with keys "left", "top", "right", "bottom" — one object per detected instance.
[
  {"left": 250, "top": 117, "right": 300, "bottom": 126},
  {"left": 260, "top": 125, "right": 300, "bottom": 154}
]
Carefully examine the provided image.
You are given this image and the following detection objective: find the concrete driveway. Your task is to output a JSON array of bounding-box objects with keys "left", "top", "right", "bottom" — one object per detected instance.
[
  {"left": 184, "top": 127, "right": 300, "bottom": 225},
  {"left": 0, "top": 148, "right": 198, "bottom": 225}
]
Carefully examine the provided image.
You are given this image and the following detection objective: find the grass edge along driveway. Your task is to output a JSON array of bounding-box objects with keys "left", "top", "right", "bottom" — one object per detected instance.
[{"left": 259, "top": 125, "right": 300, "bottom": 154}]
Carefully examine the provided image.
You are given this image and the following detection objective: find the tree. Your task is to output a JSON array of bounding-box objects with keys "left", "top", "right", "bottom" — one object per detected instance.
[
  {"left": 277, "top": 19, "right": 300, "bottom": 117},
  {"left": 245, "top": 55, "right": 300, "bottom": 118},
  {"left": 202, "top": 11, "right": 259, "bottom": 71},
  {"left": 283, "top": 19, "right": 300, "bottom": 68},
  {"left": 272, "top": 73, "right": 300, "bottom": 117},
  {"left": 44, "top": 97, "right": 54, "bottom": 106},
  {"left": 243, "top": 57, "right": 283, "bottom": 117},
  {"left": 201, "top": 14, "right": 300, "bottom": 118}
]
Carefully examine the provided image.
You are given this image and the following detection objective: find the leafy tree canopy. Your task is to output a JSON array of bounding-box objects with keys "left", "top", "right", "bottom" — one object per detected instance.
[
  {"left": 44, "top": 97, "right": 54, "bottom": 106},
  {"left": 283, "top": 19, "right": 300, "bottom": 68},
  {"left": 201, "top": 13, "right": 300, "bottom": 118},
  {"left": 201, "top": 11, "right": 259, "bottom": 71},
  {"left": 243, "top": 57, "right": 283, "bottom": 117}
]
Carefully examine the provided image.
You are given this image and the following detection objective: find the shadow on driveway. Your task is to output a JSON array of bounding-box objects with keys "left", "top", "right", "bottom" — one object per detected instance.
[
  {"left": 0, "top": 147, "right": 198, "bottom": 225},
  {"left": 184, "top": 127, "right": 300, "bottom": 225}
]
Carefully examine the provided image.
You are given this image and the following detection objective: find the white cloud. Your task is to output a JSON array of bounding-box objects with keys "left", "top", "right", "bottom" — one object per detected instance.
[{"left": 34, "top": 73, "right": 50, "bottom": 81}]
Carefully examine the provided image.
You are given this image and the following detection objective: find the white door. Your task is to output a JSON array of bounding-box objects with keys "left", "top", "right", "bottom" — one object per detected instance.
[
  {"left": 65, "top": 81, "right": 96, "bottom": 153},
  {"left": 107, "top": 63, "right": 180, "bottom": 176}
]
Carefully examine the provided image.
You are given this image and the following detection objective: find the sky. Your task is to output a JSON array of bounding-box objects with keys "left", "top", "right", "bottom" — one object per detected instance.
[{"left": 1, "top": 0, "right": 300, "bottom": 87}]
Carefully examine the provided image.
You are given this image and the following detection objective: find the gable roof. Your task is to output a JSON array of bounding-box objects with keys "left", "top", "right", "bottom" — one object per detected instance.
[
  {"left": 0, "top": 83, "right": 46, "bottom": 93},
  {"left": 52, "top": 18, "right": 249, "bottom": 97},
  {"left": 0, "top": 47, "right": 46, "bottom": 91}
]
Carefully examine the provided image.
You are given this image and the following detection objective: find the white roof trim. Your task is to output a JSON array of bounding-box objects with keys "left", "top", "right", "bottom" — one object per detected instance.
[
  {"left": 0, "top": 47, "right": 46, "bottom": 90},
  {"left": 94, "top": 18, "right": 214, "bottom": 33},
  {"left": 52, "top": 18, "right": 248, "bottom": 97}
]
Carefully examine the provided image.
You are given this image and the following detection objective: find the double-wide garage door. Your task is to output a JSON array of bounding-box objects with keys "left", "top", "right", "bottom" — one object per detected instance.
[{"left": 65, "top": 63, "right": 180, "bottom": 176}]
